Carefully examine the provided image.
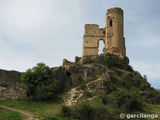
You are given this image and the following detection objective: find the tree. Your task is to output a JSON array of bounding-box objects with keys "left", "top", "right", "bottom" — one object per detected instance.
[{"left": 20, "top": 63, "right": 59, "bottom": 100}]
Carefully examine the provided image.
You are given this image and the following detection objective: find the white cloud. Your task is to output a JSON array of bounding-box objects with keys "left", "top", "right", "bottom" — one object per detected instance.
[
  {"left": 0, "top": 0, "right": 82, "bottom": 42},
  {"left": 0, "top": 0, "right": 85, "bottom": 71}
]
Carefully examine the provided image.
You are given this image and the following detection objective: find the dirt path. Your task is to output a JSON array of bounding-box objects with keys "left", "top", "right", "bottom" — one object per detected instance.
[{"left": 0, "top": 105, "right": 38, "bottom": 120}]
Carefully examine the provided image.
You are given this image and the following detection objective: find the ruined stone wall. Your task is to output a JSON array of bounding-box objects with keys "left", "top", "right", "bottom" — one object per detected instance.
[
  {"left": 0, "top": 69, "right": 26, "bottom": 100},
  {"left": 82, "top": 24, "right": 105, "bottom": 56},
  {"left": 82, "top": 7, "right": 126, "bottom": 57}
]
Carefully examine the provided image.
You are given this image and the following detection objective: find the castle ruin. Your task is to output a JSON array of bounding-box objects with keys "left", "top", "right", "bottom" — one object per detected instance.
[{"left": 82, "top": 7, "right": 126, "bottom": 57}]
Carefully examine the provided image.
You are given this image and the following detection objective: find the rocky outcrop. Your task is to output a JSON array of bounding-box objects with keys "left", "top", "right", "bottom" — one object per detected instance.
[
  {"left": 0, "top": 54, "right": 132, "bottom": 100},
  {"left": 61, "top": 53, "right": 131, "bottom": 87},
  {"left": 63, "top": 87, "right": 83, "bottom": 106}
]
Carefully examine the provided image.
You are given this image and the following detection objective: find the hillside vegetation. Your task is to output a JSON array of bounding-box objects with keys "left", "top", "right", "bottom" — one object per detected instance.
[{"left": 0, "top": 53, "right": 160, "bottom": 120}]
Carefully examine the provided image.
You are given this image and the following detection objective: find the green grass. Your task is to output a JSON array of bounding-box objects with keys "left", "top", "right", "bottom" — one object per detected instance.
[
  {"left": 0, "top": 99, "right": 62, "bottom": 119},
  {"left": 0, "top": 107, "right": 24, "bottom": 120},
  {"left": 150, "top": 104, "right": 160, "bottom": 115},
  {"left": 145, "top": 104, "right": 160, "bottom": 114},
  {"left": 76, "top": 96, "right": 116, "bottom": 114},
  {"left": 0, "top": 99, "right": 160, "bottom": 120},
  {"left": 149, "top": 104, "right": 160, "bottom": 120},
  {"left": 88, "top": 97, "right": 116, "bottom": 113},
  {"left": 0, "top": 99, "right": 78, "bottom": 120},
  {"left": 142, "top": 104, "right": 160, "bottom": 120}
]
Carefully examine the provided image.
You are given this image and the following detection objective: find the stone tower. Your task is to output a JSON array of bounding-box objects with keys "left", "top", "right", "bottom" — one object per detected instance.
[
  {"left": 82, "top": 7, "right": 126, "bottom": 57},
  {"left": 105, "top": 8, "right": 126, "bottom": 57}
]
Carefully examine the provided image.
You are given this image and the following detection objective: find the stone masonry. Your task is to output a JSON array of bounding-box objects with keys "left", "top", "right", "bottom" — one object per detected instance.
[{"left": 82, "top": 7, "right": 126, "bottom": 57}]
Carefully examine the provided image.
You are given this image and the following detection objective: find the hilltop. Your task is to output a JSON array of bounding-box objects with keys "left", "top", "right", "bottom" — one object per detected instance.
[{"left": 0, "top": 54, "right": 160, "bottom": 120}]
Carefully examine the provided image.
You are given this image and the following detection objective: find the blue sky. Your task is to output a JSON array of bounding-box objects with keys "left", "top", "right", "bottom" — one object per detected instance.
[{"left": 0, "top": 0, "right": 159, "bottom": 88}]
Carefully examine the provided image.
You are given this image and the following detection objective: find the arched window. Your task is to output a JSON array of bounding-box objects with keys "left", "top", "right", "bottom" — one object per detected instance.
[
  {"left": 98, "top": 40, "right": 104, "bottom": 54},
  {"left": 109, "top": 19, "right": 112, "bottom": 27}
]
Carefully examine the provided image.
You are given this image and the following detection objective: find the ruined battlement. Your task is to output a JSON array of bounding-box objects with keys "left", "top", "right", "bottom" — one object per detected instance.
[
  {"left": 85, "top": 24, "right": 99, "bottom": 27},
  {"left": 84, "top": 24, "right": 105, "bottom": 37},
  {"left": 82, "top": 7, "right": 126, "bottom": 57},
  {"left": 107, "top": 7, "right": 123, "bottom": 15}
]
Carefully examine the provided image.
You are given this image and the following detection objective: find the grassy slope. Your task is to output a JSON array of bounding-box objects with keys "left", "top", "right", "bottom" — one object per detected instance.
[
  {"left": 0, "top": 100, "right": 160, "bottom": 120},
  {"left": 0, "top": 107, "right": 24, "bottom": 120},
  {"left": 0, "top": 68, "right": 160, "bottom": 120},
  {"left": 146, "top": 104, "right": 160, "bottom": 115},
  {"left": 0, "top": 55, "right": 160, "bottom": 120},
  {"left": 0, "top": 100, "right": 70, "bottom": 120}
]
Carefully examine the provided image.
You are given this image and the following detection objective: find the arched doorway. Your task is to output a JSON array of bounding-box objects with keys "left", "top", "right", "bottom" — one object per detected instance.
[{"left": 98, "top": 40, "right": 105, "bottom": 54}]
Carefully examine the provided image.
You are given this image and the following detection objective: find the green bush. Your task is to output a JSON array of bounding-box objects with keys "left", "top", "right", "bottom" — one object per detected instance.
[
  {"left": 61, "top": 103, "right": 114, "bottom": 120},
  {"left": 120, "top": 78, "right": 132, "bottom": 89},
  {"left": 83, "top": 91, "right": 94, "bottom": 98},
  {"left": 102, "top": 80, "right": 117, "bottom": 94},
  {"left": 61, "top": 106, "right": 72, "bottom": 117},
  {"left": 105, "top": 54, "right": 129, "bottom": 69},
  {"left": 20, "top": 63, "right": 61, "bottom": 100},
  {"left": 91, "top": 107, "right": 112, "bottom": 120},
  {"left": 143, "top": 89, "right": 160, "bottom": 104},
  {"left": 43, "top": 116, "right": 57, "bottom": 120},
  {"left": 115, "top": 89, "right": 143, "bottom": 112},
  {"left": 131, "top": 72, "right": 143, "bottom": 88},
  {"left": 98, "top": 94, "right": 113, "bottom": 105},
  {"left": 72, "top": 104, "right": 92, "bottom": 120},
  {"left": 62, "top": 104, "right": 113, "bottom": 120},
  {"left": 81, "top": 56, "right": 94, "bottom": 64}
]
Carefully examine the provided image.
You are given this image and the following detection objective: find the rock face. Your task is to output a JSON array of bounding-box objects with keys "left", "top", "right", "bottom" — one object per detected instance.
[
  {"left": 0, "top": 54, "right": 131, "bottom": 100},
  {"left": 0, "top": 53, "right": 159, "bottom": 105},
  {"left": 62, "top": 53, "right": 131, "bottom": 87},
  {"left": 62, "top": 54, "right": 160, "bottom": 106},
  {"left": 0, "top": 69, "right": 25, "bottom": 100}
]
